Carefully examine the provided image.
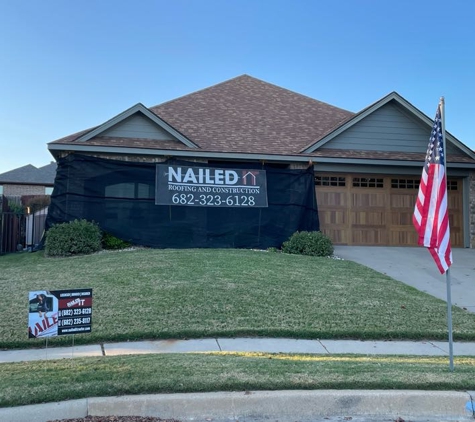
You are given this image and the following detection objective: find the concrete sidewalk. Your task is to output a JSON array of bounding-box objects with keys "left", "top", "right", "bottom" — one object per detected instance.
[
  {"left": 3, "top": 337, "right": 475, "bottom": 363},
  {"left": 2, "top": 338, "right": 475, "bottom": 422}
]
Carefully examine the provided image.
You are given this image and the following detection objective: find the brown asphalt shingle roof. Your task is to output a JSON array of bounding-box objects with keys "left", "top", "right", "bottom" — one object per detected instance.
[
  {"left": 48, "top": 75, "right": 475, "bottom": 165},
  {"left": 51, "top": 75, "right": 353, "bottom": 155},
  {"left": 78, "top": 136, "right": 193, "bottom": 151},
  {"left": 150, "top": 75, "right": 354, "bottom": 155}
]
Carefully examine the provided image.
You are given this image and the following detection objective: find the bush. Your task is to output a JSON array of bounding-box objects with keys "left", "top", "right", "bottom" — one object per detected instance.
[
  {"left": 22, "top": 195, "right": 51, "bottom": 213},
  {"left": 102, "top": 232, "right": 132, "bottom": 250},
  {"left": 281, "top": 231, "right": 334, "bottom": 257},
  {"left": 45, "top": 219, "right": 102, "bottom": 257}
]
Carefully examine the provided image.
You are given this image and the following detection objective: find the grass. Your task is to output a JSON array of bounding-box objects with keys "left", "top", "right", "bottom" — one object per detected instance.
[
  {"left": 2, "top": 352, "right": 475, "bottom": 408},
  {"left": 2, "top": 248, "right": 475, "bottom": 409},
  {"left": 1, "top": 248, "right": 475, "bottom": 350}
]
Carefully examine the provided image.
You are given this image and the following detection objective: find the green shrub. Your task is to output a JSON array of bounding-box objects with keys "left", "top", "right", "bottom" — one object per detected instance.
[
  {"left": 45, "top": 219, "right": 102, "bottom": 257},
  {"left": 102, "top": 232, "right": 132, "bottom": 250},
  {"left": 281, "top": 231, "right": 334, "bottom": 257},
  {"left": 7, "top": 201, "right": 24, "bottom": 216}
]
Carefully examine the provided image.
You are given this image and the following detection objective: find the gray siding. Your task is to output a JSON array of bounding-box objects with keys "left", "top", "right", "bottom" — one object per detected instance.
[
  {"left": 102, "top": 113, "right": 174, "bottom": 140},
  {"left": 322, "top": 102, "right": 460, "bottom": 155}
]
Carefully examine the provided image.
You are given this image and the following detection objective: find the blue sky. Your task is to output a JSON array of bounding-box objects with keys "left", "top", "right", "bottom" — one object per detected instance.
[{"left": 1, "top": 0, "right": 474, "bottom": 173}]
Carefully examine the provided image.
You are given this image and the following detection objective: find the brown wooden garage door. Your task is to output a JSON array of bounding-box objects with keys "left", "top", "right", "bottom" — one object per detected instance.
[{"left": 315, "top": 174, "right": 463, "bottom": 247}]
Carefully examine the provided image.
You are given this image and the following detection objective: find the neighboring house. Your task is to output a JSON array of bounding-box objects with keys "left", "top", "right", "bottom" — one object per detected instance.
[
  {"left": 0, "top": 162, "right": 57, "bottom": 197},
  {"left": 47, "top": 75, "right": 475, "bottom": 248},
  {"left": 0, "top": 162, "right": 56, "bottom": 252}
]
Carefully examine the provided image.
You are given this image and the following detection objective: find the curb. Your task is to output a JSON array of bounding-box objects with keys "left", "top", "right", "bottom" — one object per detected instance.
[{"left": 1, "top": 390, "right": 474, "bottom": 422}]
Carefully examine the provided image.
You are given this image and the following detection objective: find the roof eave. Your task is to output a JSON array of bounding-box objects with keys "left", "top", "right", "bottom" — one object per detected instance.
[
  {"left": 47, "top": 143, "right": 475, "bottom": 169},
  {"left": 48, "top": 143, "right": 318, "bottom": 163}
]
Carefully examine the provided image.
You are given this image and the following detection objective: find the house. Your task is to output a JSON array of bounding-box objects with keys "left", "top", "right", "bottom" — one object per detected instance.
[
  {"left": 0, "top": 162, "right": 56, "bottom": 253},
  {"left": 47, "top": 75, "right": 475, "bottom": 248},
  {"left": 0, "top": 162, "right": 57, "bottom": 197}
]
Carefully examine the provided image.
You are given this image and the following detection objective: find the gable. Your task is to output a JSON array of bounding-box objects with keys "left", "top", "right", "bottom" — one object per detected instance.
[
  {"left": 101, "top": 113, "right": 175, "bottom": 141},
  {"left": 72, "top": 103, "right": 198, "bottom": 149},
  {"left": 320, "top": 102, "right": 461, "bottom": 155}
]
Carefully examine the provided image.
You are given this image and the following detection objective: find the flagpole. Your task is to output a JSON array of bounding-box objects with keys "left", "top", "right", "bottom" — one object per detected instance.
[{"left": 440, "top": 96, "right": 454, "bottom": 372}]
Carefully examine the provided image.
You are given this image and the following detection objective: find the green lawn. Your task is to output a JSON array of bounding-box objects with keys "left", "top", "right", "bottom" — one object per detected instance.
[
  {"left": 1, "top": 248, "right": 475, "bottom": 349},
  {"left": 2, "top": 353, "right": 475, "bottom": 408},
  {"left": 2, "top": 248, "right": 475, "bottom": 408}
]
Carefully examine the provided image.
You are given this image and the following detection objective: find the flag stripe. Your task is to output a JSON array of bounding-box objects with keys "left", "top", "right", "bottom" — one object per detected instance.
[{"left": 412, "top": 103, "right": 452, "bottom": 274}]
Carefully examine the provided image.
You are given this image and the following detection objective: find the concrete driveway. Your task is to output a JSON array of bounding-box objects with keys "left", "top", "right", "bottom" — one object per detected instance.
[{"left": 333, "top": 246, "right": 475, "bottom": 313}]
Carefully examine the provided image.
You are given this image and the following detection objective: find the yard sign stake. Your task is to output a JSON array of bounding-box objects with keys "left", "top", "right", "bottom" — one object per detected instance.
[{"left": 413, "top": 97, "right": 454, "bottom": 371}]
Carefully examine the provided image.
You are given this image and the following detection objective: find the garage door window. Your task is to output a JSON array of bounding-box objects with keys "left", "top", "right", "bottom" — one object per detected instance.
[
  {"left": 352, "top": 178, "right": 384, "bottom": 188},
  {"left": 315, "top": 176, "right": 346, "bottom": 186},
  {"left": 448, "top": 180, "right": 458, "bottom": 190},
  {"left": 391, "top": 179, "right": 420, "bottom": 189}
]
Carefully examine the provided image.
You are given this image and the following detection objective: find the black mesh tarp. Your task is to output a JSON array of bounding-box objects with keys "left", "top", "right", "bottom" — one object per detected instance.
[{"left": 46, "top": 154, "right": 319, "bottom": 249}]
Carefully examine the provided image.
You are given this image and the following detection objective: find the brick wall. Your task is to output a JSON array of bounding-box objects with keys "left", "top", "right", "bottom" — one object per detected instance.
[
  {"left": 3, "top": 184, "right": 46, "bottom": 196},
  {"left": 289, "top": 162, "right": 314, "bottom": 170}
]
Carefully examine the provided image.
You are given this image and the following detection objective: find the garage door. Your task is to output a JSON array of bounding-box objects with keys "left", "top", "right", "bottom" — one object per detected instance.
[{"left": 315, "top": 174, "right": 463, "bottom": 247}]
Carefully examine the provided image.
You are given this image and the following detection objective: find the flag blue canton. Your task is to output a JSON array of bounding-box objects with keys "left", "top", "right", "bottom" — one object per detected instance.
[{"left": 426, "top": 106, "right": 445, "bottom": 166}]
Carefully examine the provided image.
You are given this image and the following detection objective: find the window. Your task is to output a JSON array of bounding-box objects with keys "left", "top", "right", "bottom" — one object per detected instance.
[
  {"left": 44, "top": 187, "right": 54, "bottom": 195},
  {"left": 391, "top": 179, "right": 458, "bottom": 191},
  {"left": 314, "top": 176, "right": 346, "bottom": 186},
  {"left": 352, "top": 177, "right": 384, "bottom": 188},
  {"left": 447, "top": 180, "right": 458, "bottom": 191},
  {"left": 105, "top": 182, "right": 154, "bottom": 199},
  {"left": 0, "top": 185, "right": 3, "bottom": 195},
  {"left": 391, "top": 179, "right": 420, "bottom": 189}
]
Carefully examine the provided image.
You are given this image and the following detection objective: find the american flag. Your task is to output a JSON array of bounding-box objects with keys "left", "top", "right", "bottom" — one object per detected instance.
[{"left": 413, "top": 103, "right": 453, "bottom": 274}]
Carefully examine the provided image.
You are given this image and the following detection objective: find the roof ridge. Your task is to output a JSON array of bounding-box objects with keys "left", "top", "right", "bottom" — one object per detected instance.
[
  {"left": 151, "top": 74, "right": 353, "bottom": 115},
  {"left": 151, "top": 75, "right": 252, "bottom": 109}
]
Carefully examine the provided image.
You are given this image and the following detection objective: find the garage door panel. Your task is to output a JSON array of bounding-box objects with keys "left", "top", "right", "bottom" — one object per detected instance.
[
  {"left": 450, "top": 228, "right": 463, "bottom": 247},
  {"left": 321, "top": 228, "right": 349, "bottom": 244},
  {"left": 351, "top": 193, "right": 386, "bottom": 207},
  {"left": 351, "top": 211, "right": 386, "bottom": 226},
  {"left": 318, "top": 191, "right": 348, "bottom": 206},
  {"left": 390, "top": 211, "right": 414, "bottom": 226},
  {"left": 449, "top": 212, "right": 463, "bottom": 230},
  {"left": 319, "top": 210, "right": 347, "bottom": 225},
  {"left": 315, "top": 173, "right": 464, "bottom": 247},
  {"left": 390, "top": 193, "right": 416, "bottom": 208},
  {"left": 389, "top": 229, "right": 419, "bottom": 246},
  {"left": 352, "top": 229, "right": 388, "bottom": 245}
]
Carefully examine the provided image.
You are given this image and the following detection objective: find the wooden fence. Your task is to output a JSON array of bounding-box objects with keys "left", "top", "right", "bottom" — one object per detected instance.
[{"left": 0, "top": 195, "right": 49, "bottom": 254}]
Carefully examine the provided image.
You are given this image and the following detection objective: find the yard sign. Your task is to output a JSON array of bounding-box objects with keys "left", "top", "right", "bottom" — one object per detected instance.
[{"left": 28, "top": 289, "right": 93, "bottom": 338}]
